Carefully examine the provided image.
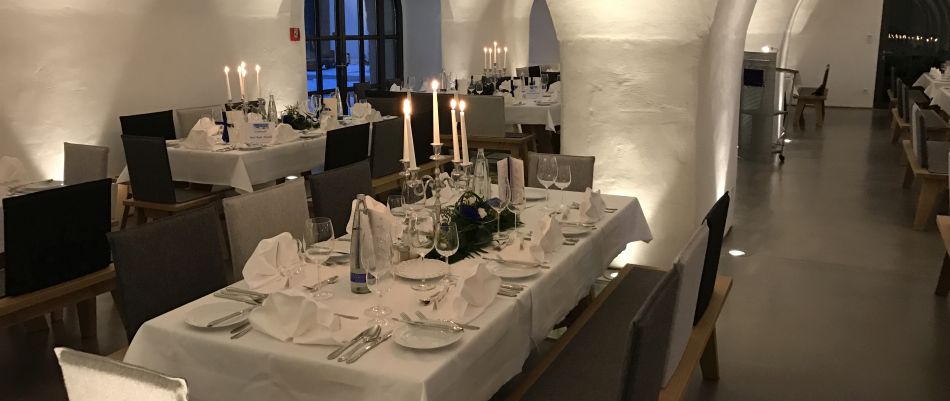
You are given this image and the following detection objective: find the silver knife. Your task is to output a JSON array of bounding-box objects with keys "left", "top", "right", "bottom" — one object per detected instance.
[
  {"left": 206, "top": 307, "right": 253, "bottom": 327},
  {"left": 391, "top": 318, "right": 463, "bottom": 332},
  {"left": 214, "top": 292, "right": 263, "bottom": 305},
  {"left": 346, "top": 332, "right": 393, "bottom": 364},
  {"left": 230, "top": 324, "right": 253, "bottom": 339},
  {"left": 223, "top": 287, "right": 268, "bottom": 298},
  {"left": 328, "top": 327, "right": 375, "bottom": 360}
]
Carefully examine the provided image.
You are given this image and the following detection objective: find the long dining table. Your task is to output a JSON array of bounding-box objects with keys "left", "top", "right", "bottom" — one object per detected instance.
[
  {"left": 124, "top": 189, "right": 652, "bottom": 401},
  {"left": 913, "top": 72, "right": 950, "bottom": 98}
]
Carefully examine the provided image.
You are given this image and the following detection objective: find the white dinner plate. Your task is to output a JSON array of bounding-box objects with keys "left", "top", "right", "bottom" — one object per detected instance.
[
  {"left": 525, "top": 187, "right": 547, "bottom": 201},
  {"left": 392, "top": 324, "right": 464, "bottom": 350},
  {"left": 395, "top": 259, "right": 448, "bottom": 281},
  {"left": 184, "top": 302, "right": 249, "bottom": 329},
  {"left": 561, "top": 225, "right": 593, "bottom": 238},
  {"left": 489, "top": 262, "right": 540, "bottom": 279}
]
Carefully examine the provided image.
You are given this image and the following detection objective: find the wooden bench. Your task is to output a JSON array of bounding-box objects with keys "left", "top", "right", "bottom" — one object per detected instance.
[
  {"left": 901, "top": 140, "right": 948, "bottom": 230},
  {"left": 441, "top": 134, "right": 536, "bottom": 160},
  {"left": 0, "top": 265, "right": 116, "bottom": 339},
  {"left": 371, "top": 158, "right": 453, "bottom": 195},
  {"left": 934, "top": 216, "right": 950, "bottom": 296}
]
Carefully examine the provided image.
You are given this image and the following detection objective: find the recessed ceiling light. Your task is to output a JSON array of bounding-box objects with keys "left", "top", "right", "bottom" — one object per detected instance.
[{"left": 728, "top": 249, "right": 747, "bottom": 257}]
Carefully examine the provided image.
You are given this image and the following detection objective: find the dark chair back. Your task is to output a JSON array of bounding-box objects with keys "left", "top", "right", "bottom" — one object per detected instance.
[
  {"left": 897, "top": 79, "right": 908, "bottom": 119},
  {"left": 367, "top": 96, "right": 402, "bottom": 117},
  {"left": 308, "top": 160, "right": 373, "bottom": 237},
  {"left": 914, "top": 106, "right": 929, "bottom": 168},
  {"left": 119, "top": 110, "right": 176, "bottom": 140},
  {"left": 121, "top": 135, "right": 177, "bottom": 204},
  {"left": 814, "top": 64, "right": 830, "bottom": 96},
  {"left": 528, "top": 65, "right": 542, "bottom": 78},
  {"left": 354, "top": 83, "right": 374, "bottom": 101},
  {"left": 3, "top": 179, "right": 112, "bottom": 296},
  {"left": 694, "top": 192, "right": 730, "bottom": 324},
  {"left": 543, "top": 71, "right": 561, "bottom": 85},
  {"left": 890, "top": 66, "right": 897, "bottom": 99},
  {"left": 107, "top": 204, "right": 227, "bottom": 340},
  {"left": 370, "top": 118, "right": 405, "bottom": 178},
  {"left": 324, "top": 123, "right": 371, "bottom": 171},
  {"left": 513, "top": 266, "right": 680, "bottom": 401}
]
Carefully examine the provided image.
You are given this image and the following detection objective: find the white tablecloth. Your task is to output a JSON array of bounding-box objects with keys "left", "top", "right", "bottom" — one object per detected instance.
[
  {"left": 124, "top": 190, "right": 652, "bottom": 401},
  {"left": 505, "top": 99, "right": 561, "bottom": 132},
  {"left": 117, "top": 137, "right": 326, "bottom": 193},
  {"left": 913, "top": 73, "right": 950, "bottom": 98}
]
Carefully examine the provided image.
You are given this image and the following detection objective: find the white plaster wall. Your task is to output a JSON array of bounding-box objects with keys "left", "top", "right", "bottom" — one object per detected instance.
[
  {"left": 747, "top": 0, "right": 884, "bottom": 108},
  {"left": 528, "top": 0, "right": 559, "bottom": 67},
  {"left": 403, "top": 0, "right": 443, "bottom": 80},
  {"left": 0, "top": 0, "right": 306, "bottom": 179},
  {"left": 441, "top": 0, "right": 533, "bottom": 78},
  {"left": 546, "top": 0, "right": 720, "bottom": 267}
]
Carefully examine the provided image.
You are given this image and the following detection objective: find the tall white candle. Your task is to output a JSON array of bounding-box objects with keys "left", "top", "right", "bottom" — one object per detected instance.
[
  {"left": 488, "top": 48, "right": 494, "bottom": 67},
  {"left": 255, "top": 64, "right": 261, "bottom": 99},
  {"left": 483, "top": 47, "right": 488, "bottom": 69},
  {"left": 503, "top": 47, "right": 508, "bottom": 70},
  {"left": 450, "top": 99, "right": 460, "bottom": 162},
  {"left": 493, "top": 41, "right": 498, "bottom": 65},
  {"left": 459, "top": 100, "right": 469, "bottom": 163},
  {"left": 403, "top": 98, "right": 417, "bottom": 168},
  {"left": 431, "top": 80, "right": 441, "bottom": 145},
  {"left": 224, "top": 66, "right": 232, "bottom": 100},
  {"left": 237, "top": 63, "right": 246, "bottom": 100}
]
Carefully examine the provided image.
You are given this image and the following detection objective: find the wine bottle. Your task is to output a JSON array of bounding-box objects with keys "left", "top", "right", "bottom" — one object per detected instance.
[
  {"left": 468, "top": 75, "right": 476, "bottom": 94},
  {"left": 350, "top": 195, "right": 371, "bottom": 294}
]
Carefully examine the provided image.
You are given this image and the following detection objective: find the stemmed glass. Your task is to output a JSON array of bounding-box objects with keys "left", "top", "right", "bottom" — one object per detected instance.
[
  {"left": 436, "top": 223, "right": 460, "bottom": 283},
  {"left": 408, "top": 207, "right": 437, "bottom": 291},
  {"left": 403, "top": 179, "right": 426, "bottom": 212},
  {"left": 509, "top": 194, "right": 527, "bottom": 237},
  {"left": 474, "top": 81, "right": 484, "bottom": 95},
  {"left": 488, "top": 177, "right": 511, "bottom": 243},
  {"left": 304, "top": 217, "right": 336, "bottom": 300},
  {"left": 554, "top": 164, "right": 572, "bottom": 209},
  {"left": 364, "top": 229, "right": 393, "bottom": 325},
  {"left": 537, "top": 154, "right": 558, "bottom": 210},
  {"left": 388, "top": 195, "right": 406, "bottom": 217},
  {"left": 541, "top": 75, "right": 549, "bottom": 92}
]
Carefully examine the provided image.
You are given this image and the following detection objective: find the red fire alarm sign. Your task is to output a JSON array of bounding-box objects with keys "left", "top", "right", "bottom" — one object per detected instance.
[{"left": 290, "top": 27, "right": 301, "bottom": 42}]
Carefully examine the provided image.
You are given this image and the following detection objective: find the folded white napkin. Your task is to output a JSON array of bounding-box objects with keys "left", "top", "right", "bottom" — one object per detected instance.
[
  {"left": 270, "top": 123, "right": 300, "bottom": 145},
  {"left": 579, "top": 187, "right": 606, "bottom": 221},
  {"left": 504, "top": 94, "right": 516, "bottom": 105},
  {"left": 497, "top": 157, "right": 525, "bottom": 204},
  {"left": 350, "top": 103, "right": 374, "bottom": 119},
  {"left": 243, "top": 232, "right": 309, "bottom": 293},
  {"left": 248, "top": 291, "right": 343, "bottom": 345},
  {"left": 498, "top": 214, "right": 562, "bottom": 264},
  {"left": 247, "top": 113, "right": 264, "bottom": 123},
  {"left": 346, "top": 196, "right": 397, "bottom": 272},
  {"left": 499, "top": 80, "right": 511, "bottom": 91},
  {"left": 182, "top": 117, "right": 223, "bottom": 150},
  {"left": 389, "top": 83, "right": 402, "bottom": 92},
  {"left": 226, "top": 110, "right": 249, "bottom": 145},
  {"left": 367, "top": 110, "right": 383, "bottom": 122},
  {"left": 320, "top": 114, "right": 340, "bottom": 131},
  {"left": 547, "top": 81, "right": 561, "bottom": 94},
  {"left": 0, "top": 156, "right": 25, "bottom": 184},
  {"left": 435, "top": 261, "right": 501, "bottom": 322}
]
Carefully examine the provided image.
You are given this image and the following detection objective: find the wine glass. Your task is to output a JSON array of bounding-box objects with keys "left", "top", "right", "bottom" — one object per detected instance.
[
  {"left": 474, "top": 81, "right": 484, "bottom": 95},
  {"left": 554, "top": 163, "right": 572, "bottom": 209},
  {"left": 509, "top": 195, "right": 527, "bottom": 237},
  {"left": 436, "top": 223, "right": 460, "bottom": 283},
  {"left": 364, "top": 229, "right": 393, "bottom": 324},
  {"left": 541, "top": 75, "right": 549, "bottom": 92},
  {"left": 388, "top": 195, "right": 406, "bottom": 217},
  {"left": 537, "top": 154, "right": 558, "bottom": 210},
  {"left": 488, "top": 177, "right": 511, "bottom": 243},
  {"left": 403, "top": 179, "right": 426, "bottom": 212},
  {"left": 408, "top": 207, "right": 437, "bottom": 291},
  {"left": 304, "top": 217, "right": 336, "bottom": 300}
]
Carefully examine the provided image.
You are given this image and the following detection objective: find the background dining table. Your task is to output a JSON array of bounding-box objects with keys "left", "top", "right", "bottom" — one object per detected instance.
[
  {"left": 913, "top": 72, "right": 950, "bottom": 98},
  {"left": 931, "top": 86, "right": 950, "bottom": 114},
  {"left": 123, "top": 190, "right": 652, "bottom": 401},
  {"left": 505, "top": 98, "right": 561, "bottom": 132}
]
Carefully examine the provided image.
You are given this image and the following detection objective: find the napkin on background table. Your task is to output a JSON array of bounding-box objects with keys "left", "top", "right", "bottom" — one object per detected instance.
[
  {"left": 389, "top": 83, "right": 402, "bottom": 92},
  {"left": 547, "top": 81, "right": 561, "bottom": 95},
  {"left": 345, "top": 196, "right": 398, "bottom": 273},
  {"left": 243, "top": 232, "right": 312, "bottom": 293},
  {"left": 498, "top": 214, "right": 562, "bottom": 264},
  {"left": 350, "top": 103, "right": 374, "bottom": 120},
  {"left": 579, "top": 187, "right": 607, "bottom": 221},
  {"left": 320, "top": 114, "right": 340, "bottom": 131},
  {"left": 248, "top": 291, "right": 343, "bottom": 345},
  {"left": 499, "top": 80, "right": 511, "bottom": 92},
  {"left": 270, "top": 123, "right": 300, "bottom": 145},
  {"left": 433, "top": 260, "right": 501, "bottom": 322},
  {"left": 181, "top": 117, "right": 223, "bottom": 150},
  {"left": 497, "top": 157, "right": 525, "bottom": 205},
  {"left": 0, "top": 156, "right": 25, "bottom": 185}
]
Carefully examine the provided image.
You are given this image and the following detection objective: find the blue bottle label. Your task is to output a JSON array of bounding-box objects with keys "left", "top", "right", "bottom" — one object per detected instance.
[{"left": 350, "top": 273, "right": 367, "bottom": 283}]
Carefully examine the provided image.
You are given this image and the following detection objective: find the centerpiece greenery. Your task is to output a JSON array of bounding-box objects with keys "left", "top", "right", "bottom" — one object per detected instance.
[
  {"left": 281, "top": 103, "right": 315, "bottom": 130},
  {"left": 426, "top": 191, "right": 520, "bottom": 264}
]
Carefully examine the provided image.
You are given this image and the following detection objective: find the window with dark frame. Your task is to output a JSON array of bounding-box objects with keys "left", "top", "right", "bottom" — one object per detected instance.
[{"left": 305, "top": 0, "right": 403, "bottom": 97}]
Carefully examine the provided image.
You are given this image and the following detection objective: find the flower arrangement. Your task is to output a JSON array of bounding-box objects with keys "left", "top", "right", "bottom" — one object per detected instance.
[
  {"left": 427, "top": 191, "right": 520, "bottom": 263},
  {"left": 281, "top": 103, "right": 315, "bottom": 130}
]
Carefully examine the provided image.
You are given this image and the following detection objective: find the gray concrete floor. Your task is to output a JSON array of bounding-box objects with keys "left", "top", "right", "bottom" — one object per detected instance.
[
  {"left": 3, "top": 108, "right": 949, "bottom": 400},
  {"left": 691, "top": 108, "right": 950, "bottom": 400}
]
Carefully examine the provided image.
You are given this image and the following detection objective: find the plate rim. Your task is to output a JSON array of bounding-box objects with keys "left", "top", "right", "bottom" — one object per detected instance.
[
  {"left": 490, "top": 263, "right": 540, "bottom": 279},
  {"left": 392, "top": 324, "right": 464, "bottom": 350},
  {"left": 184, "top": 302, "right": 248, "bottom": 329},
  {"left": 394, "top": 259, "right": 448, "bottom": 281}
]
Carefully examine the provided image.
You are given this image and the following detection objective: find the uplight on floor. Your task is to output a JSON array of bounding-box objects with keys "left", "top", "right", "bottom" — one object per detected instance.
[
  {"left": 784, "top": 138, "right": 793, "bottom": 143},
  {"left": 728, "top": 249, "right": 747, "bottom": 257}
]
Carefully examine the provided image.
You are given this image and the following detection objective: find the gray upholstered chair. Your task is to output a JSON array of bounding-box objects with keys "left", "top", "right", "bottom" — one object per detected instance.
[
  {"left": 308, "top": 160, "right": 373, "bottom": 237},
  {"left": 222, "top": 179, "right": 310, "bottom": 281},
  {"left": 525, "top": 151, "right": 595, "bottom": 192},
  {"left": 55, "top": 347, "right": 189, "bottom": 401},
  {"left": 460, "top": 94, "right": 505, "bottom": 138},
  {"left": 174, "top": 105, "right": 225, "bottom": 139},
  {"left": 663, "top": 223, "right": 709, "bottom": 386},
  {"left": 64, "top": 142, "right": 109, "bottom": 186},
  {"left": 509, "top": 266, "right": 681, "bottom": 401},
  {"left": 370, "top": 117, "right": 404, "bottom": 178},
  {"left": 107, "top": 204, "right": 227, "bottom": 340}
]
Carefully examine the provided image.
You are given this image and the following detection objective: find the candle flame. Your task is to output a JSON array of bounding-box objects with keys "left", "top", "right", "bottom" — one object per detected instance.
[
  {"left": 483, "top": 47, "right": 488, "bottom": 53},
  {"left": 430, "top": 79, "right": 439, "bottom": 91},
  {"left": 459, "top": 100, "right": 466, "bottom": 112},
  {"left": 450, "top": 99, "right": 457, "bottom": 109},
  {"left": 504, "top": 47, "right": 508, "bottom": 52},
  {"left": 403, "top": 98, "right": 411, "bottom": 115},
  {"left": 493, "top": 41, "right": 497, "bottom": 47},
  {"left": 240, "top": 61, "right": 246, "bottom": 68},
  {"left": 255, "top": 64, "right": 261, "bottom": 72},
  {"left": 224, "top": 66, "right": 230, "bottom": 73}
]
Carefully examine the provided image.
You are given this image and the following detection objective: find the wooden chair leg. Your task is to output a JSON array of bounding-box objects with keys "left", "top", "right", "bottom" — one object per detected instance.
[
  {"left": 902, "top": 165, "right": 915, "bottom": 189},
  {"left": 794, "top": 101, "right": 806, "bottom": 127},
  {"left": 913, "top": 181, "right": 942, "bottom": 230},
  {"left": 120, "top": 205, "right": 131, "bottom": 229},
  {"left": 937, "top": 254, "right": 950, "bottom": 296},
  {"left": 77, "top": 297, "right": 98, "bottom": 339},
  {"left": 135, "top": 206, "right": 148, "bottom": 226},
  {"left": 817, "top": 101, "right": 825, "bottom": 127},
  {"left": 699, "top": 329, "right": 721, "bottom": 381}
]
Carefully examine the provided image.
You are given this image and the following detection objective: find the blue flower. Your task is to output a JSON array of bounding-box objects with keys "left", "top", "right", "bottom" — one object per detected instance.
[{"left": 459, "top": 204, "right": 481, "bottom": 222}]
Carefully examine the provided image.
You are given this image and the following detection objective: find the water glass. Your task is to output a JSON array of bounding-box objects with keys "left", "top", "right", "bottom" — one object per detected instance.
[
  {"left": 365, "top": 230, "right": 393, "bottom": 324},
  {"left": 537, "top": 154, "right": 558, "bottom": 210},
  {"left": 304, "top": 217, "right": 335, "bottom": 300},
  {"left": 509, "top": 196, "right": 527, "bottom": 235},
  {"left": 488, "top": 177, "right": 511, "bottom": 242},
  {"left": 554, "top": 164, "right": 572, "bottom": 208},
  {"left": 474, "top": 81, "right": 484, "bottom": 95},
  {"left": 436, "top": 223, "right": 460, "bottom": 283},
  {"left": 408, "top": 207, "right": 437, "bottom": 291},
  {"left": 388, "top": 195, "right": 406, "bottom": 217}
]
